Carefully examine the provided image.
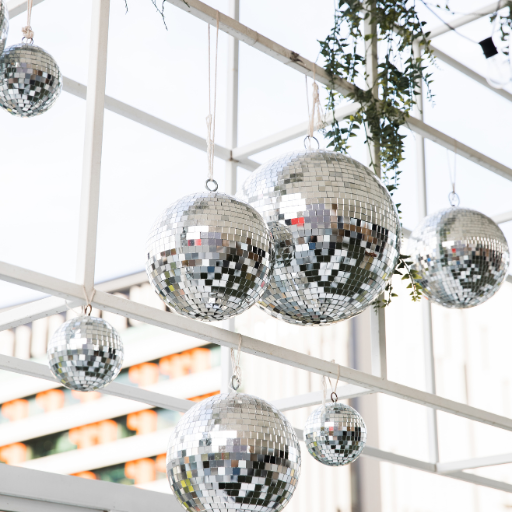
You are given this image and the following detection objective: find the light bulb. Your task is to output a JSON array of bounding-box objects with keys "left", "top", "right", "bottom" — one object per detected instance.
[{"left": 479, "top": 37, "right": 512, "bottom": 89}]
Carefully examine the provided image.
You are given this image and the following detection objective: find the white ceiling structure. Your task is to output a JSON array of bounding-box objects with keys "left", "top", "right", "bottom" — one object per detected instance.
[{"left": 1, "top": 0, "right": 512, "bottom": 510}]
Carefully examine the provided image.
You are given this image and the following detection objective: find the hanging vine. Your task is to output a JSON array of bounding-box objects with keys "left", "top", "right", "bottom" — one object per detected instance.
[{"left": 319, "top": 1, "right": 439, "bottom": 306}]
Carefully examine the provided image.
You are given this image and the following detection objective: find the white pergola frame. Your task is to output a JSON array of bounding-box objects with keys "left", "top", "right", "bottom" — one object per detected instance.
[{"left": 2, "top": 0, "right": 512, "bottom": 510}]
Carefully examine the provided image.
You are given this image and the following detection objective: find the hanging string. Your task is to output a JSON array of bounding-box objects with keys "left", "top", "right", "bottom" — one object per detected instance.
[
  {"left": 230, "top": 334, "right": 242, "bottom": 391},
  {"left": 447, "top": 148, "right": 460, "bottom": 206},
  {"left": 65, "top": 287, "right": 96, "bottom": 318},
  {"left": 322, "top": 360, "right": 341, "bottom": 405},
  {"left": 22, "top": 0, "right": 35, "bottom": 42},
  {"left": 304, "top": 73, "right": 323, "bottom": 149},
  {"left": 205, "top": 13, "right": 220, "bottom": 185}
]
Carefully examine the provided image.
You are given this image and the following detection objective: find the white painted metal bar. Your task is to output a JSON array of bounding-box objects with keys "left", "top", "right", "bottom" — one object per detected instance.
[
  {"left": 0, "top": 463, "right": 180, "bottom": 512},
  {"left": 364, "top": 3, "right": 387, "bottom": 383},
  {"left": 492, "top": 210, "right": 512, "bottom": 224},
  {"left": 272, "top": 385, "right": 372, "bottom": 412},
  {"left": 432, "top": 46, "right": 512, "bottom": 104},
  {"left": 6, "top": 0, "right": 45, "bottom": 18},
  {"left": 437, "top": 452, "right": 512, "bottom": 474},
  {"left": 428, "top": 0, "right": 510, "bottom": 39},
  {"left": 231, "top": 103, "right": 360, "bottom": 160},
  {"left": 362, "top": 446, "right": 512, "bottom": 494},
  {"left": 406, "top": 115, "right": 512, "bottom": 181},
  {"left": 413, "top": 40, "right": 440, "bottom": 466},
  {"left": 0, "top": 354, "right": 195, "bottom": 413},
  {"left": 0, "top": 494, "right": 97, "bottom": 512},
  {"left": 0, "top": 297, "right": 81, "bottom": 332},
  {"left": 3, "top": 261, "right": 512, "bottom": 434},
  {"left": 62, "top": 77, "right": 259, "bottom": 172},
  {"left": 75, "top": 0, "right": 110, "bottom": 295},
  {"left": 0, "top": 272, "right": 147, "bottom": 332}
]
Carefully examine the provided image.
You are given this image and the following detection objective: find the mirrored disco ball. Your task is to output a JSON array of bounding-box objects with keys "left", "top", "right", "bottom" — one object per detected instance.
[
  {"left": 167, "top": 392, "right": 301, "bottom": 512},
  {"left": 304, "top": 402, "right": 366, "bottom": 466},
  {"left": 0, "top": 43, "right": 62, "bottom": 117},
  {"left": 146, "top": 191, "right": 274, "bottom": 322},
  {"left": 410, "top": 207, "right": 510, "bottom": 308},
  {"left": 0, "top": 0, "right": 8, "bottom": 53},
  {"left": 239, "top": 149, "right": 401, "bottom": 325},
  {"left": 48, "top": 316, "right": 124, "bottom": 391}
]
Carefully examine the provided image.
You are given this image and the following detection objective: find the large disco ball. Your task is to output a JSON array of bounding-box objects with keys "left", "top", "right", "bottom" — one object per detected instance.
[
  {"left": 239, "top": 149, "right": 401, "bottom": 325},
  {"left": 167, "top": 392, "right": 301, "bottom": 512},
  {"left": 304, "top": 402, "right": 366, "bottom": 466},
  {"left": 409, "top": 206, "right": 510, "bottom": 308},
  {"left": 0, "top": 0, "right": 8, "bottom": 53},
  {"left": 48, "top": 316, "right": 124, "bottom": 391},
  {"left": 146, "top": 191, "right": 274, "bottom": 322},
  {"left": 0, "top": 43, "right": 62, "bottom": 117}
]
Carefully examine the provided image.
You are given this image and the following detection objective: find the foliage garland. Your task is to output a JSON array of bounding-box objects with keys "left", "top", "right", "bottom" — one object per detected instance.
[{"left": 319, "top": 0, "right": 436, "bottom": 306}]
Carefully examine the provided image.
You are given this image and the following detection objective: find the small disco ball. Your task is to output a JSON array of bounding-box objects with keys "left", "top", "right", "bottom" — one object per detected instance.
[
  {"left": 47, "top": 315, "right": 124, "bottom": 391},
  {"left": 0, "top": 43, "right": 62, "bottom": 117},
  {"left": 239, "top": 149, "right": 401, "bottom": 325},
  {"left": 146, "top": 191, "right": 274, "bottom": 322},
  {"left": 166, "top": 392, "right": 301, "bottom": 512},
  {"left": 0, "top": 0, "right": 8, "bottom": 53},
  {"left": 409, "top": 207, "right": 510, "bottom": 308},
  {"left": 304, "top": 402, "right": 366, "bottom": 466}
]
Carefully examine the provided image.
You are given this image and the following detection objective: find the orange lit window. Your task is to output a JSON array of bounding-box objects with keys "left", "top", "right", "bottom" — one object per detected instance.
[
  {"left": 125, "top": 458, "right": 156, "bottom": 485},
  {"left": 1, "top": 399, "right": 29, "bottom": 422},
  {"left": 69, "top": 420, "right": 118, "bottom": 449},
  {"left": 36, "top": 389, "right": 65, "bottom": 412},
  {"left": 129, "top": 363, "right": 159, "bottom": 386},
  {"left": 73, "top": 471, "right": 97, "bottom": 480},
  {"left": 159, "top": 348, "right": 211, "bottom": 379},
  {"left": 71, "top": 390, "right": 101, "bottom": 403},
  {"left": 155, "top": 453, "right": 166, "bottom": 473},
  {"left": 0, "top": 443, "right": 27, "bottom": 465},
  {"left": 127, "top": 410, "right": 158, "bottom": 435}
]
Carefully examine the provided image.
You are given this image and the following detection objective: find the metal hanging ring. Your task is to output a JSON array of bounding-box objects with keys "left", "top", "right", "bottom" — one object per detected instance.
[
  {"left": 231, "top": 375, "right": 241, "bottom": 391},
  {"left": 331, "top": 392, "right": 338, "bottom": 403},
  {"left": 84, "top": 304, "right": 92, "bottom": 316},
  {"left": 21, "top": 37, "right": 34, "bottom": 45},
  {"left": 303, "top": 136, "right": 320, "bottom": 150},
  {"left": 205, "top": 179, "right": 219, "bottom": 192},
  {"left": 448, "top": 191, "right": 460, "bottom": 207}
]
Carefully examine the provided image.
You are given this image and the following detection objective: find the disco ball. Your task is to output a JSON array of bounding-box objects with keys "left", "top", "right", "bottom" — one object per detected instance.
[
  {"left": 0, "top": 0, "right": 8, "bottom": 53},
  {"left": 239, "top": 149, "right": 401, "bottom": 325},
  {"left": 166, "top": 392, "right": 301, "bottom": 512},
  {"left": 146, "top": 191, "right": 274, "bottom": 322},
  {"left": 409, "top": 206, "right": 510, "bottom": 308},
  {"left": 48, "top": 315, "right": 124, "bottom": 391},
  {"left": 304, "top": 402, "right": 366, "bottom": 466},
  {"left": 0, "top": 43, "right": 62, "bottom": 117}
]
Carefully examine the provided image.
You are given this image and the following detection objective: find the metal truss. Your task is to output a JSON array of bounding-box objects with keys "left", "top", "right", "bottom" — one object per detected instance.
[{"left": 2, "top": 0, "right": 512, "bottom": 510}]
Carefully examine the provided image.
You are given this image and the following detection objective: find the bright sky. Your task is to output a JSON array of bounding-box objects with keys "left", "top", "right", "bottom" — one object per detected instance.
[{"left": 0, "top": 0, "right": 510, "bottom": 307}]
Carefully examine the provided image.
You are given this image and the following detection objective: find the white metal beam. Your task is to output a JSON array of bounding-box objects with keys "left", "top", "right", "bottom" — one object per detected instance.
[
  {"left": 492, "top": 210, "right": 512, "bottom": 225},
  {"left": 2, "top": 261, "right": 512, "bottom": 435},
  {"left": 432, "top": 46, "right": 512, "bottom": 104},
  {"left": 362, "top": 446, "right": 512, "bottom": 494},
  {"left": 0, "top": 353, "right": 194, "bottom": 413},
  {"left": 62, "top": 77, "right": 259, "bottom": 172},
  {"left": 429, "top": 1, "right": 510, "bottom": 39},
  {"left": 75, "top": 0, "right": 110, "bottom": 296},
  {"left": 437, "top": 452, "right": 512, "bottom": 474},
  {"left": 0, "top": 494, "right": 98, "bottom": 512},
  {"left": 272, "top": 385, "right": 372, "bottom": 412},
  {"left": 231, "top": 103, "right": 360, "bottom": 161},
  {"left": 0, "top": 463, "right": 180, "bottom": 512}
]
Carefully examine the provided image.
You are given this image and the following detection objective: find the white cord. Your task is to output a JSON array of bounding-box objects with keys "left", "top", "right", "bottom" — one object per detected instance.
[
  {"left": 65, "top": 287, "right": 96, "bottom": 317},
  {"left": 230, "top": 334, "right": 242, "bottom": 390},
  {"left": 206, "top": 14, "right": 220, "bottom": 181},
  {"left": 22, "top": 0, "right": 34, "bottom": 40}
]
